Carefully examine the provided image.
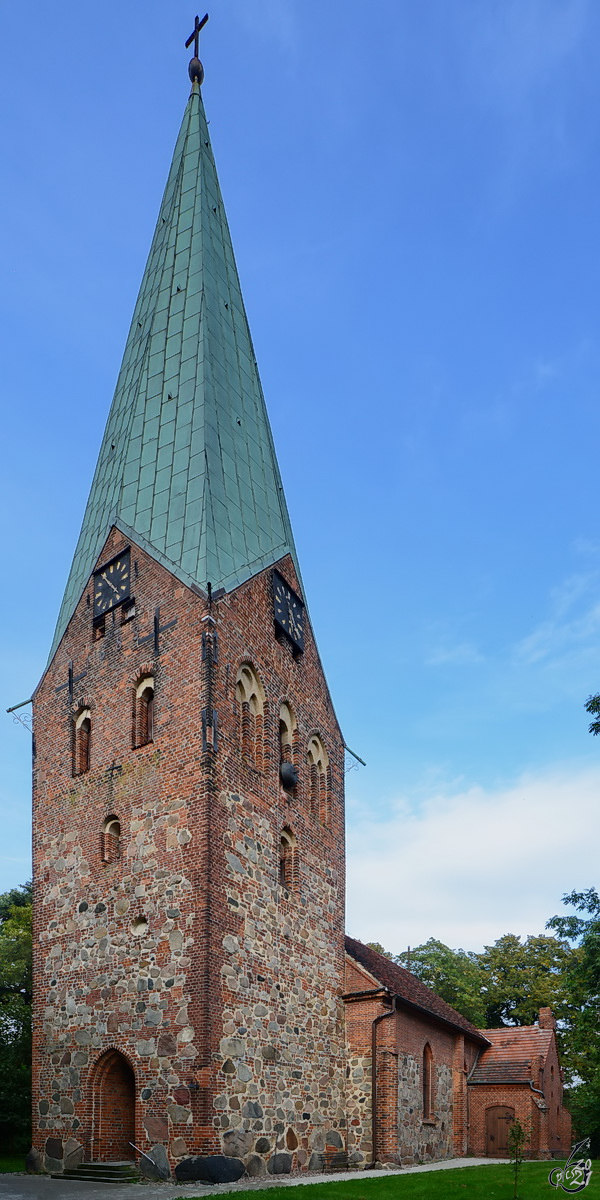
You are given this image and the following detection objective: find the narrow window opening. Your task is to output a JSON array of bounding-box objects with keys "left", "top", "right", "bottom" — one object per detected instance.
[
  {"left": 139, "top": 686, "right": 154, "bottom": 744},
  {"left": 279, "top": 718, "right": 292, "bottom": 763},
  {"left": 307, "top": 735, "right": 330, "bottom": 825},
  {"left": 74, "top": 709, "right": 91, "bottom": 776},
  {"left": 134, "top": 676, "right": 154, "bottom": 748},
  {"left": 102, "top": 816, "right": 121, "bottom": 864},
  {"left": 423, "top": 1043, "right": 434, "bottom": 1120},
  {"left": 279, "top": 702, "right": 298, "bottom": 792},
  {"left": 235, "top": 664, "right": 266, "bottom": 770},
  {"left": 121, "top": 599, "right": 136, "bottom": 624},
  {"left": 241, "top": 701, "right": 253, "bottom": 758},
  {"left": 279, "top": 826, "right": 298, "bottom": 892}
]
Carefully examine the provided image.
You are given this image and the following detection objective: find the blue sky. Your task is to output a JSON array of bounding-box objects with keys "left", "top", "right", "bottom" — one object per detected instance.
[{"left": 2, "top": 0, "right": 600, "bottom": 951}]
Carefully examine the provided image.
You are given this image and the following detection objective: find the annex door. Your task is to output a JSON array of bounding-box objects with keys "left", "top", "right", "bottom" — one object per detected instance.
[
  {"left": 91, "top": 1049, "right": 136, "bottom": 1161},
  {"left": 485, "top": 1105, "right": 515, "bottom": 1157}
]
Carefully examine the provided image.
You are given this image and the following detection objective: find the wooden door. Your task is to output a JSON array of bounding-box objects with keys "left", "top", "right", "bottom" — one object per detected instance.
[{"left": 485, "top": 1105, "right": 515, "bottom": 1156}]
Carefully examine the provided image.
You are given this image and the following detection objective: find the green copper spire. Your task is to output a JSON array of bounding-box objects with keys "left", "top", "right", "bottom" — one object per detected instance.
[{"left": 49, "top": 76, "right": 300, "bottom": 662}]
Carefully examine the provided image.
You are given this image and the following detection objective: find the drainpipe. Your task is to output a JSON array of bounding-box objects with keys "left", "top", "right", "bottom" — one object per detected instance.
[
  {"left": 465, "top": 1048, "right": 481, "bottom": 1152},
  {"left": 529, "top": 1080, "right": 546, "bottom": 1098},
  {"left": 371, "top": 995, "right": 397, "bottom": 1167}
]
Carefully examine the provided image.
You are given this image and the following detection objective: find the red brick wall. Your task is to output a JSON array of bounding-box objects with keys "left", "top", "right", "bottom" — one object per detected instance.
[
  {"left": 344, "top": 956, "right": 478, "bottom": 1166},
  {"left": 32, "top": 527, "right": 346, "bottom": 1175},
  {"left": 542, "top": 1036, "right": 571, "bottom": 1155},
  {"left": 468, "top": 1085, "right": 536, "bottom": 1157},
  {"left": 467, "top": 1031, "right": 572, "bottom": 1159}
]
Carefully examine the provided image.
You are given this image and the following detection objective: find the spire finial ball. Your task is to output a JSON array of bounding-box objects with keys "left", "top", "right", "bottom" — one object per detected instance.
[{"left": 188, "top": 57, "right": 204, "bottom": 85}]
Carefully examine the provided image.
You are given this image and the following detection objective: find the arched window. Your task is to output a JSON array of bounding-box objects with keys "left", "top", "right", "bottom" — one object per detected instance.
[
  {"left": 279, "top": 702, "right": 298, "bottom": 792},
  {"left": 279, "top": 826, "right": 298, "bottom": 893},
  {"left": 102, "top": 816, "right": 121, "bottom": 864},
  {"left": 235, "top": 664, "right": 266, "bottom": 770},
  {"left": 422, "top": 1043, "right": 434, "bottom": 1120},
  {"left": 307, "top": 735, "right": 330, "bottom": 825},
  {"left": 134, "top": 676, "right": 154, "bottom": 748},
  {"left": 73, "top": 708, "right": 91, "bottom": 776}
]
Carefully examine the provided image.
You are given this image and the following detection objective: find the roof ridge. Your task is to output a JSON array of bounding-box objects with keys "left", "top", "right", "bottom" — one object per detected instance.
[{"left": 345, "top": 935, "right": 488, "bottom": 1043}]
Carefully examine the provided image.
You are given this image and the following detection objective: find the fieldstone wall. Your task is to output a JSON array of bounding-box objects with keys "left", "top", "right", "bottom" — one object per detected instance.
[
  {"left": 212, "top": 788, "right": 347, "bottom": 1174},
  {"left": 345, "top": 1055, "right": 371, "bottom": 1165},
  {"left": 398, "top": 1057, "right": 453, "bottom": 1164},
  {"left": 33, "top": 763, "right": 198, "bottom": 1167}
]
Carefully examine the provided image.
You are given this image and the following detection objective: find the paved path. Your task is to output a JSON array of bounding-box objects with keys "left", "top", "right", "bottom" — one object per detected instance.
[{"left": 0, "top": 1159, "right": 511, "bottom": 1200}]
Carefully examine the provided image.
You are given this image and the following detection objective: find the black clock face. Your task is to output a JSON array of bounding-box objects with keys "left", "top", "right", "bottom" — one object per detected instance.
[
  {"left": 273, "top": 570, "right": 304, "bottom": 653},
  {"left": 93, "top": 550, "right": 131, "bottom": 618}
]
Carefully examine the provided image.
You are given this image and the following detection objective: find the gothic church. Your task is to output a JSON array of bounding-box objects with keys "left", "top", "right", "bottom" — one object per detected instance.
[{"left": 30, "top": 32, "right": 571, "bottom": 1181}]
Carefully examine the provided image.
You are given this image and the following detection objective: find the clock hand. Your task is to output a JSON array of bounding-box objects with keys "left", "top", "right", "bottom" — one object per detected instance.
[{"left": 102, "top": 572, "right": 120, "bottom": 596}]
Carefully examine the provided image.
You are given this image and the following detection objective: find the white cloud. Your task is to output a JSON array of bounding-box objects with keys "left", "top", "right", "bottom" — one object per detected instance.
[
  {"left": 346, "top": 763, "right": 600, "bottom": 953},
  {"left": 513, "top": 573, "right": 600, "bottom": 666}
]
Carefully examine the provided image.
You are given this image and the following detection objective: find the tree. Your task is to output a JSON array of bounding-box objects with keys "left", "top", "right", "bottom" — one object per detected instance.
[
  {"left": 366, "top": 942, "right": 393, "bottom": 959},
  {"left": 584, "top": 693, "right": 600, "bottom": 737},
  {"left": 0, "top": 880, "right": 32, "bottom": 923},
  {"left": 0, "top": 881, "right": 32, "bottom": 1152},
  {"left": 507, "top": 1117, "right": 530, "bottom": 1200},
  {"left": 367, "top": 933, "right": 574, "bottom": 1030},
  {"left": 476, "top": 933, "right": 576, "bottom": 1028},
  {"left": 547, "top": 889, "right": 600, "bottom": 1152},
  {"left": 395, "top": 939, "right": 486, "bottom": 1027}
]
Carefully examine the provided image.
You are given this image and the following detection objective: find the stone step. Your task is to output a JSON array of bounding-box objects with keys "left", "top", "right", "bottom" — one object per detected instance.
[
  {"left": 52, "top": 1174, "right": 138, "bottom": 1184},
  {"left": 86, "top": 1161, "right": 136, "bottom": 1167},
  {"left": 73, "top": 1163, "right": 138, "bottom": 1174},
  {"left": 52, "top": 1162, "right": 140, "bottom": 1184}
]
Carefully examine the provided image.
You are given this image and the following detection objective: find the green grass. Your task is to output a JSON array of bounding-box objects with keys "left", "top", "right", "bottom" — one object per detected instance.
[
  {"left": 0, "top": 1154, "right": 26, "bottom": 1173},
  {"left": 180, "top": 1161, "right": 599, "bottom": 1199}
]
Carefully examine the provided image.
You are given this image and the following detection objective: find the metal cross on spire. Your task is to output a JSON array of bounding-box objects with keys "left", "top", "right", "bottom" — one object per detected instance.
[
  {"left": 186, "top": 13, "right": 209, "bottom": 59},
  {"left": 186, "top": 13, "right": 209, "bottom": 85}
]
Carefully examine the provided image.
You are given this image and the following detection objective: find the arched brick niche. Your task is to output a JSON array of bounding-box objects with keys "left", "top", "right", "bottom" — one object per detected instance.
[{"left": 90, "top": 1049, "right": 136, "bottom": 1162}]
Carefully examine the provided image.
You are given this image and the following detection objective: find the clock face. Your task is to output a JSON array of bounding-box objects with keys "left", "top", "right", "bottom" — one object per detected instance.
[
  {"left": 273, "top": 570, "right": 304, "bottom": 653},
  {"left": 93, "top": 550, "right": 131, "bottom": 618}
]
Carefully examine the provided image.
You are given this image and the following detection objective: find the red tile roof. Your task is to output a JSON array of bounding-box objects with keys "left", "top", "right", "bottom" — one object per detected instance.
[
  {"left": 470, "top": 1025, "right": 553, "bottom": 1085},
  {"left": 345, "top": 936, "right": 489, "bottom": 1044}
]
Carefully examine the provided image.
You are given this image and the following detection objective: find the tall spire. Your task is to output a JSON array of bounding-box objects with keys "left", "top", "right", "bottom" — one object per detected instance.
[{"left": 49, "top": 51, "right": 300, "bottom": 662}]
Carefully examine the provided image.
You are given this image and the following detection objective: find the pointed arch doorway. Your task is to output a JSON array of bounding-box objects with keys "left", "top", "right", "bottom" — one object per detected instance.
[{"left": 91, "top": 1049, "right": 136, "bottom": 1161}]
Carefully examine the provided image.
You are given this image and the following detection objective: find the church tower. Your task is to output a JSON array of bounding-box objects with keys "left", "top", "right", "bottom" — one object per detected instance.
[{"left": 32, "top": 31, "right": 346, "bottom": 1180}]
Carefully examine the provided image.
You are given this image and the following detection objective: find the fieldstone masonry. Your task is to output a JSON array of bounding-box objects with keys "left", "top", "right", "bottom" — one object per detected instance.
[
  {"left": 397, "top": 1057, "right": 453, "bottom": 1163},
  {"left": 213, "top": 789, "right": 346, "bottom": 1174},
  {"left": 32, "top": 534, "right": 347, "bottom": 1178}
]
